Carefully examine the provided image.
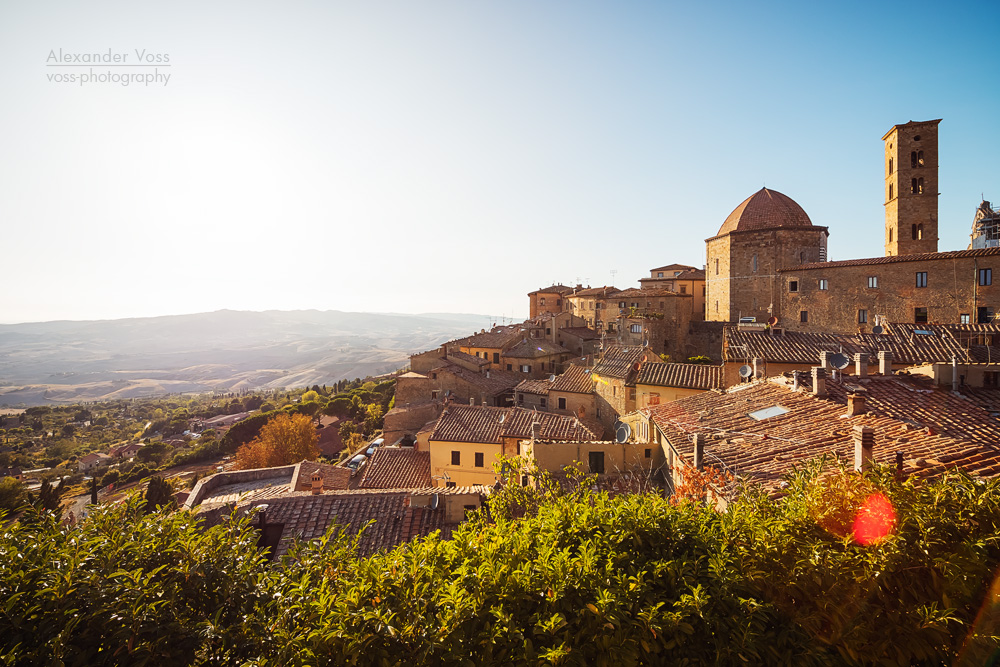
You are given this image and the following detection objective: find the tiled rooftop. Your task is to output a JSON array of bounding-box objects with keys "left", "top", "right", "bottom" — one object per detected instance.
[
  {"left": 428, "top": 362, "right": 523, "bottom": 395},
  {"left": 447, "top": 350, "right": 491, "bottom": 367},
  {"left": 569, "top": 286, "right": 619, "bottom": 298},
  {"left": 430, "top": 405, "right": 603, "bottom": 444},
  {"left": 723, "top": 325, "right": 995, "bottom": 366},
  {"left": 359, "top": 448, "right": 432, "bottom": 489},
  {"left": 593, "top": 345, "right": 647, "bottom": 381},
  {"left": 558, "top": 327, "right": 600, "bottom": 341},
  {"left": 292, "top": 461, "right": 351, "bottom": 492},
  {"left": 636, "top": 362, "right": 724, "bottom": 390},
  {"left": 649, "top": 263, "right": 698, "bottom": 273},
  {"left": 529, "top": 284, "right": 575, "bottom": 295},
  {"left": 516, "top": 378, "right": 555, "bottom": 395},
  {"left": 456, "top": 327, "right": 524, "bottom": 350},
  {"left": 782, "top": 246, "right": 1000, "bottom": 271},
  {"left": 503, "top": 338, "right": 569, "bottom": 359},
  {"left": 196, "top": 472, "right": 295, "bottom": 511},
  {"left": 609, "top": 287, "right": 685, "bottom": 299},
  {"left": 715, "top": 188, "right": 820, "bottom": 237},
  {"left": 550, "top": 365, "right": 595, "bottom": 394},
  {"left": 647, "top": 374, "right": 1000, "bottom": 497}
]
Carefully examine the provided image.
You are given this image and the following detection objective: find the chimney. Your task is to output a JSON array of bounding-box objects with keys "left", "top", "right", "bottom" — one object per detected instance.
[
  {"left": 853, "top": 426, "right": 874, "bottom": 473},
  {"left": 693, "top": 433, "right": 705, "bottom": 470},
  {"left": 752, "top": 357, "right": 763, "bottom": 379},
  {"left": 311, "top": 471, "right": 323, "bottom": 495},
  {"left": 854, "top": 353, "right": 868, "bottom": 378},
  {"left": 531, "top": 421, "right": 541, "bottom": 442},
  {"left": 952, "top": 356, "right": 959, "bottom": 392},
  {"left": 485, "top": 370, "right": 490, "bottom": 378},
  {"left": 878, "top": 351, "right": 893, "bottom": 375},
  {"left": 846, "top": 390, "right": 867, "bottom": 417},
  {"left": 811, "top": 367, "right": 827, "bottom": 397},
  {"left": 469, "top": 397, "right": 475, "bottom": 406},
  {"left": 792, "top": 370, "right": 800, "bottom": 391},
  {"left": 819, "top": 351, "right": 833, "bottom": 370}
]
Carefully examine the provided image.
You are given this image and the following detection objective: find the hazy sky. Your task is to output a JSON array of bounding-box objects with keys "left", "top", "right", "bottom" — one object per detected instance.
[{"left": 1, "top": 0, "right": 998, "bottom": 324}]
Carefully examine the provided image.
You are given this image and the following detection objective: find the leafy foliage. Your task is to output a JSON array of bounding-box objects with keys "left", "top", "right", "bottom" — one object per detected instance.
[{"left": 234, "top": 413, "right": 319, "bottom": 470}]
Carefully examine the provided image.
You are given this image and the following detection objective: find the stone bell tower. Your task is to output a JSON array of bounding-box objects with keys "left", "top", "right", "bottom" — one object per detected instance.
[{"left": 884, "top": 119, "right": 941, "bottom": 256}]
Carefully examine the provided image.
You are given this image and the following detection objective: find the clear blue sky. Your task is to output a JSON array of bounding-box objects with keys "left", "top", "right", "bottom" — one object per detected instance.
[{"left": 1, "top": 0, "right": 998, "bottom": 323}]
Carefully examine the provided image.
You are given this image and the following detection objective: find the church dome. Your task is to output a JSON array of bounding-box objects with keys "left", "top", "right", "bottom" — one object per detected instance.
[{"left": 716, "top": 188, "right": 813, "bottom": 236}]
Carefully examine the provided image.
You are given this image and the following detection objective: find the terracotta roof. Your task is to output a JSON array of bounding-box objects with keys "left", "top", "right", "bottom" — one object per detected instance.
[
  {"left": 529, "top": 284, "right": 574, "bottom": 295},
  {"left": 636, "top": 362, "right": 724, "bottom": 390},
  {"left": 715, "top": 188, "right": 817, "bottom": 237},
  {"left": 429, "top": 405, "right": 603, "bottom": 444},
  {"left": 650, "top": 264, "right": 698, "bottom": 273},
  {"left": 516, "top": 378, "right": 555, "bottom": 395},
  {"left": 569, "top": 286, "right": 620, "bottom": 298},
  {"left": 723, "top": 325, "right": 993, "bottom": 366},
  {"left": 502, "top": 338, "right": 569, "bottom": 359},
  {"left": 292, "top": 461, "right": 351, "bottom": 492},
  {"left": 608, "top": 287, "right": 685, "bottom": 299},
  {"left": 550, "top": 365, "right": 596, "bottom": 394},
  {"left": 881, "top": 118, "right": 941, "bottom": 141},
  {"left": 593, "top": 346, "right": 648, "bottom": 381},
  {"left": 359, "top": 448, "right": 432, "bottom": 489},
  {"left": 447, "top": 350, "right": 490, "bottom": 366},
  {"left": 80, "top": 452, "right": 111, "bottom": 463},
  {"left": 456, "top": 327, "right": 523, "bottom": 350},
  {"left": 428, "top": 362, "right": 522, "bottom": 396},
  {"left": 648, "top": 374, "right": 1000, "bottom": 498},
  {"left": 781, "top": 246, "right": 1000, "bottom": 271},
  {"left": 558, "top": 327, "right": 600, "bottom": 341},
  {"left": 246, "top": 490, "right": 453, "bottom": 557}
]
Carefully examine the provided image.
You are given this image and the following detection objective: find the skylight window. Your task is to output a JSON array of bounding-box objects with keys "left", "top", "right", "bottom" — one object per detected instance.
[{"left": 747, "top": 405, "right": 789, "bottom": 421}]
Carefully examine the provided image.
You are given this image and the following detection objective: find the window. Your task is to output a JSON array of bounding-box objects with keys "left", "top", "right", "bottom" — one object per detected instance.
[
  {"left": 961, "top": 313, "right": 971, "bottom": 324},
  {"left": 558, "top": 397, "right": 566, "bottom": 410},
  {"left": 818, "top": 279, "right": 828, "bottom": 290},
  {"left": 788, "top": 280, "right": 798, "bottom": 292},
  {"left": 648, "top": 392, "right": 660, "bottom": 406},
  {"left": 914, "top": 307, "right": 928, "bottom": 324},
  {"left": 475, "top": 452, "right": 484, "bottom": 468},
  {"left": 540, "top": 397, "right": 547, "bottom": 408},
  {"left": 680, "top": 285, "right": 687, "bottom": 294},
  {"left": 446, "top": 481, "right": 456, "bottom": 488},
  {"left": 889, "top": 183, "right": 893, "bottom": 200},
  {"left": 911, "top": 151, "right": 917, "bottom": 168},
  {"left": 868, "top": 276, "right": 879, "bottom": 288},
  {"left": 715, "top": 301, "right": 719, "bottom": 312},
  {"left": 889, "top": 228, "right": 893, "bottom": 242},
  {"left": 619, "top": 301, "right": 626, "bottom": 308},
  {"left": 588, "top": 451, "right": 605, "bottom": 475},
  {"left": 539, "top": 298, "right": 546, "bottom": 306},
  {"left": 493, "top": 352, "right": 499, "bottom": 363},
  {"left": 630, "top": 302, "right": 639, "bottom": 309},
  {"left": 506, "top": 364, "right": 512, "bottom": 371},
  {"left": 517, "top": 393, "right": 524, "bottom": 405},
  {"left": 556, "top": 299, "right": 561, "bottom": 306},
  {"left": 911, "top": 177, "right": 923, "bottom": 195},
  {"left": 451, "top": 451, "right": 461, "bottom": 466},
  {"left": 644, "top": 448, "right": 651, "bottom": 459},
  {"left": 630, "top": 324, "right": 642, "bottom": 334},
  {"left": 800, "top": 310, "right": 808, "bottom": 323},
  {"left": 979, "top": 307, "right": 995, "bottom": 324},
  {"left": 520, "top": 364, "right": 531, "bottom": 373},
  {"left": 980, "top": 268, "right": 992, "bottom": 286},
  {"left": 916, "top": 272, "right": 927, "bottom": 288},
  {"left": 917, "top": 150, "right": 924, "bottom": 166},
  {"left": 888, "top": 157, "right": 893, "bottom": 174},
  {"left": 657, "top": 272, "right": 664, "bottom": 278},
  {"left": 752, "top": 255, "right": 758, "bottom": 272},
  {"left": 858, "top": 309, "right": 868, "bottom": 324},
  {"left": 715, "top": 259, "right": 719, "bottom": 275},
  {"left": 431, "top": 372, "right": 437, "bottom": 380},
  {"left": 431, "top": 390, "right": 439, "bottom": 399}
]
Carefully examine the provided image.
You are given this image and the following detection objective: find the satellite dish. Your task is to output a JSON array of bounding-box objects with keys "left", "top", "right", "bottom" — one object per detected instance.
[
  {"left": 767, "top": 317, "right": 779, "bottom": 326},
  {"left": 615, "top": 422, "right": 631, "bottom": 444},
  {"left": 548, "top": 374, "right": 556, "bottom": 382},
  {"left": 830, "top": 353, "right": 851, "bottom": 370},
  {"left": 738, "top": 365, "right": 753, "bottom": 379},
  {"left": 872, "top": 325, "right": 884, "bottom": 335}
]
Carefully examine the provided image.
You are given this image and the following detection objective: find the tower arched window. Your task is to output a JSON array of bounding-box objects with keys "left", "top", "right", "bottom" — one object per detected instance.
[
  {"left": 912, "top": 224, "right": 917, "bottom": 240},
  {"left": 888, "top": 157, "right": 893, "bottom": 174},
  {"left": 752, "top": 255, "right": 757, "bottom": 272},
  {"left": 889, "top": 228, "right": 893, "bottom": 242},
  {"left": 889, "top": 183, "right": 893, "bottom": 200},
  {"left": 917, "top": 150, "right": 924, "bottom": 167},
  {"left": 911, "top": 178, "right": 918, "bottom": 195},
  {"left": 917, "top": 223, "right": 923, "bottom": 240},
  {"left": 911, "top": 151, "right": 918, "bottom": 168},
  {"left": 917, "top": 177, "right": 924, "bottom": 194}
]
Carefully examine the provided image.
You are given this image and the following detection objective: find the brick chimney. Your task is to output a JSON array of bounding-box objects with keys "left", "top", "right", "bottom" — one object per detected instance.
[
  {"left": 853, "top": 426, "right": 874, "bottom": 473},
  {"left": 819, "top": 351, "right": 833, "bottom": 370},
  {"left": 878, "top": 351, "right": 893, "bottom": 375},
  {"left": 692, "top": 433, "right": 705, "bottom": 471},
  {"left": 311, "top": 471, "right": 323, "bottom": 495},
  {"left": 846, "top": 389, "right": 867, "bottom": 417},
  {"left": 531, "top": 421, "right": 541, "bottom": 442},
  {"left": 854, "top": 353, "right": 868, "bottom": 378},
  {"left": 811, "top": 367, "right": 827, "bottom": 397},
  {"left": 752, "top": 357, "right": 763, "bottom": 379}
]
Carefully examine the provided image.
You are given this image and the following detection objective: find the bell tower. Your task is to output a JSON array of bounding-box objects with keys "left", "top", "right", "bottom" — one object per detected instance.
[{"left": 884, "top": 119, "right": 941, "bottom": 256}]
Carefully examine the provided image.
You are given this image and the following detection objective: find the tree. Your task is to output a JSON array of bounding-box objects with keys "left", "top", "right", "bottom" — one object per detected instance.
[
  {"left": 0, "top": 477, "right": 27, "bottom": 512},
  {"left": 34, "top": 479, "right": 61, "bottom": 518},
  {"left": 234, "top": 413, "right": 319, "bottom": 470},
  {"left": 143, "top": 476, "right": 175, "bottom": 514}
]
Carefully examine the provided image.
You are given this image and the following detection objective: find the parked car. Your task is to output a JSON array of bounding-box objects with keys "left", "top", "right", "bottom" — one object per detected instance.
[
  {"left": 347, "top": 454, "right": 367, "bottom": 476},
  {"left": 366, "top": 438, "right": 384, "bottom": 457}
]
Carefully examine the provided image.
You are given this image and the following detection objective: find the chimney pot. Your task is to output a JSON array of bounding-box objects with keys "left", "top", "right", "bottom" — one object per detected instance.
[
  {"left": 792, "top": 370, "right": 800, "bottom": 391},
  {"left": 811, "top": 366, "right": 827, "bottom": 397},
  {"left": 853, "top": 425, "right": 874, "bottom": 473},
  {"left": 819, "top": 351, "right": 833, "bottom": 370},
  {"left": 693, "top": 433, "right": 705, "bottom": 471},
  {"left": 854, "top": 353, "right": 868, "bottom": 378},
  {"left": 878, "top": 351, "right": 893, "bottom": 375},
  {"left": 752, "top": 357, "right": 763, "bottom": 379},
  {"left": 311, "top": 471, "right": 323, "bottom": 495},
  {"left": 846, "top": 390, "right": 867, "bottom": 417}
]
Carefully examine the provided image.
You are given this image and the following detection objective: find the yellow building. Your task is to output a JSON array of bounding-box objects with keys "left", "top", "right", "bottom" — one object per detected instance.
[{"left": 634, "top": 362, "right": 724, "bottom": 408}]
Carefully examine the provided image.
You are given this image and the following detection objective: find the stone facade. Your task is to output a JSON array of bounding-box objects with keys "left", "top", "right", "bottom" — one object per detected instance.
[
  {"left": 779, "top": 248, "right": 1000, "bottom": 333},
  {"left": 884, "top": 119, "right": 940, "bottom": 256},
  {"left": 527, "top": 285, "right": 573, "bottom": 318}
]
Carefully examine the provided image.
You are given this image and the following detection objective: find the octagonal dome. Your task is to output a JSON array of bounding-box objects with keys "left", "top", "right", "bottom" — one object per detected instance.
[{"left": 716, "top": 188, "right": 813, "bottom": 236}]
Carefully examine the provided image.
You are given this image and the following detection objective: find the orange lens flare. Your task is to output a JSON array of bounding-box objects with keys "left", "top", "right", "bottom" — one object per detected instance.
[{"left": 852, "top": 493, "right": 896, "bottom": 545}]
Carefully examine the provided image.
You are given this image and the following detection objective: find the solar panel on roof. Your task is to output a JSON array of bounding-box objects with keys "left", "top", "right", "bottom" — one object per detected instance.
[{"left": 747, "top": 405, "right": 789, "bottom": 421}]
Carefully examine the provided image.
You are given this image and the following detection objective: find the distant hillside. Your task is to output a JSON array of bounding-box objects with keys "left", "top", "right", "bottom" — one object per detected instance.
[{"left": 0, "top": 309, "right": 497, "bottom": 406}]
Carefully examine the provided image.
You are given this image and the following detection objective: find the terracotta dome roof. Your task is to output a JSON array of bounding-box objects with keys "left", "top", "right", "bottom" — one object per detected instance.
[{"left": 716, "top": 188, "right": 813, "bottom": 236}]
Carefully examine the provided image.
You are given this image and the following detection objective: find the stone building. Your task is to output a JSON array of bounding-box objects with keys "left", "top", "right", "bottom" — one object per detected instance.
[
  {"left": 565, "top": 286, "right": 620, "bottom": 331},
  {"left": 527, "top": 284, "right": 573, "bottom": 318},
  {"left": 705, "top": 188, "right": 829, "bottom": 325},
  {"left": 638, "top": 264, "right": 707, "bottom": 319},
  {"left": 884, "top": 119, "right": 941, "bottom": 256}
]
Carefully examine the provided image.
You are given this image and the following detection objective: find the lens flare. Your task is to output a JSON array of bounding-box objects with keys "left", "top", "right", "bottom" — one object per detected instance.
[{"left": 852, "top": 493, "right": 895, "bottom": 545}]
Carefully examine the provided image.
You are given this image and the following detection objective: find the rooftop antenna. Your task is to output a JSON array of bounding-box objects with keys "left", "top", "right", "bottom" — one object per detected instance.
[{"left": 610, "top": 269, "right": 618, "bottom": 285}]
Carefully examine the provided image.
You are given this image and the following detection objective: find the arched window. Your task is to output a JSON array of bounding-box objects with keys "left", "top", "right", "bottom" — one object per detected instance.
[
  {"left": 752, "top": 255, "right": 757, "bottom": 272},
  {"left": 917, "top": 177, "right": 924, "bottom": 194},
  {"left": 911, "top": 151, "right": 918, "bottom": 168},
  {"left": 917, "top": 223, "right": 923, "bottom": 240},
  {"left": 917, "top": 150, "right": 924, "bottom": 167},
  {"left": 912, "top": 224, "right": 917, "bottom": 240},
  {"left": 800, "top": 251, "right": 805, "bottom": 263},
  {"left": 888, "top": 157, "right": 893, "bottom": 174},
  {"left": 889, "top": 183, "right": 893, "bottom": 200},
  {"left": 911, "top": 178, "right": 919, "bottom": 195},
  {"left": 889, "top": 228, "right": 893, "bottom": 242}
]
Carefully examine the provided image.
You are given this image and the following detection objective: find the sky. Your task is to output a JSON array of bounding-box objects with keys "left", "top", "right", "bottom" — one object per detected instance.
[{"left": 1, "top": 0, "right": 998, "bottom": 324}]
